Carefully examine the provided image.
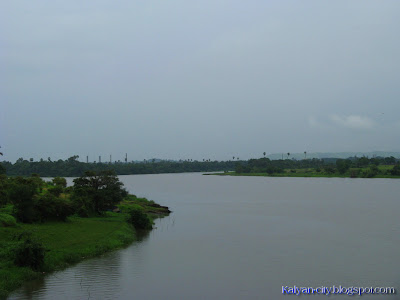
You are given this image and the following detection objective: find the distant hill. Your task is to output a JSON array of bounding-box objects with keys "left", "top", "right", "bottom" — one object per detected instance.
[{"left": 266, "top": 151, "right": 400, "bottom": 160}]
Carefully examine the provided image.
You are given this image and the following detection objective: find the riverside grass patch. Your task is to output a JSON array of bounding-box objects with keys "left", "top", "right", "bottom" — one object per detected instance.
[{"left": 0, "top": 213, "right": 135, "bottom": 299}]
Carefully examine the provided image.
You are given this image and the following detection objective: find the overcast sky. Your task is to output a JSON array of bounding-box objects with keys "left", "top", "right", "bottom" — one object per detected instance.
[{"left": 1, "top": 1, "right": 400, "bottom": 162}]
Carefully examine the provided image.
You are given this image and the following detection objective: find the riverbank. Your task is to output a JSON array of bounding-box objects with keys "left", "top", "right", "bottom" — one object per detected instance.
[
  {"left": 209, "top": 167, "right": 400, "bottom": 178},
  {"left": 0, "top": 195, "right": 170, "bottom": 299}
]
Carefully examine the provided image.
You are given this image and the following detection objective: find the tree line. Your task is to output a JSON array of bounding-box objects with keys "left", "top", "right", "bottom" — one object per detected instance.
[
  {"left": 235, "top": 156, "right": 400, "bottom": 177},
  {"left": 1, "top": 155, "right": 399, "bottom": 178},
  {"left": 0, "top": 156, "right": 237, "bottom": 177},
  {"left": 0, "top": 171, "right": 129, "bottom": 223}
]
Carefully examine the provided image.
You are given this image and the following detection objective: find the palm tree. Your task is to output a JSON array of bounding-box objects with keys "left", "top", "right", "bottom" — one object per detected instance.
[
  {"left": 287, "top": 152, "right": 290, "bottom": 160},
  {"left": 304, "top": 151, "right": 307, "bottom": 159},
  {"left": 263, "top": 152, "right": 266, "bottom": 157},
  {"left": 232, "top": 156, "right": 235, "bottom": 161}
]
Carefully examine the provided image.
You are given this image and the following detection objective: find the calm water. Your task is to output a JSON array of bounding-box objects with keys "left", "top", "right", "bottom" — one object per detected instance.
[{"left": 9, "top": 173, "right": 400, "bottom": 299}]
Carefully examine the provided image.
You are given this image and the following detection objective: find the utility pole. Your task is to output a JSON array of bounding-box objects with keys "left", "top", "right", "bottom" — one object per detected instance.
[
  {"left": 125, "top": 153, "right": 128, "bottom": 163},
  {"left": 99, "top": 156, "right": 101, "bottom": 163},
  {"left": 110, "top": 155, "right": 112, "bottom": 163}
]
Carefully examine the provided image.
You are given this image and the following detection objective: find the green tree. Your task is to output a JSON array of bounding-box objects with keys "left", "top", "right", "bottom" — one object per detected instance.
[
  {"left": 336, "top": 159, "right": 352, "bottom": 174},
  {"left": 72, "top": 170, "right": 127, "bottom": 214},
  {"left": 390, "top": 164, "right": 400, "bottom": 176},
  {"left": 52, "top": 177, "right": 67, "bottom": 188},
  {"left": 9, "top": 180, "right": 38, "bottom": 223}
]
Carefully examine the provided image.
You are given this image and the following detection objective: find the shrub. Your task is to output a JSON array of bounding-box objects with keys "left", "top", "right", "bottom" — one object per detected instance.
[
  {"left": 0, "top": 213, "right": 16, "bottom": 227},
  {"left": 9, "top": 183, "right": 38, "bottom": 223},
  {"left": 361, "top": 165, "right": 379, "bottom": 178},
  {"left": 48, "top": 185, "right": 63, "bottom": 197},
  {"left": 70, "top": 194, "right": 94, "bottom": 217},
  {"left": 34, "top": 193, "right": 75, "bottom": 222},
  {"left": 14, "top": 232, "right": 45, "bottom": 271},
  {"left": 52, "top": 177, "right": 67, "bottom": 188},
  {"left": 324, "top": 166, "right": 336, "bottom": 174},
  {"left": 126, "top": 208, "right": 152, "bottom": 230}
]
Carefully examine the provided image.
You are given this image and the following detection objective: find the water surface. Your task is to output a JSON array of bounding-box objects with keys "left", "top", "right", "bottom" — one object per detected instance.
[{"left": 10, "top": 173, "right": 400, "bottom": 299}]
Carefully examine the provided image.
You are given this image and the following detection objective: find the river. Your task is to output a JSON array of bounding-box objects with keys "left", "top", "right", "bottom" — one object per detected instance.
[{"left": 9, "top": 173, "right": 400, "bottom": 299}]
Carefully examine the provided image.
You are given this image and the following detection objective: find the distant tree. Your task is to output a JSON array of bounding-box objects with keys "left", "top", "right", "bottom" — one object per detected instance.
[
  {"left": 385, "top": 156, "right": 396, "bottom": 165},
  {"left": 52, "top": 177, "right": 67, "bottom": 188},
  {"left": 324, "top": 166, "right": 335, "bottom": 174},
  {"left": 336, "top": 159, "right": 352, "bottom": 174},
  {"left": 263, "top": 152, "right": 266, "bottom": 157},
  {"left": 390, "top": 164, "right": 400, "bottom": 176},
  {"left": 357, "top": 156, "right": 370, "bottom": 167}
]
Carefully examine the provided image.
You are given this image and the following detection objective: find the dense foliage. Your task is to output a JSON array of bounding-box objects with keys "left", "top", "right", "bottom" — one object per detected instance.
[
  {"left": 126, "top": 208, "right": 153, "bottom": 230},
  {"left": 72, "top": 170, "right": 128, "bottom": 215},
  {"left": 1, "top": 156, "right": 237, "bottom": 177},
  {"left": 0, "top": 171, "right": 129, "bottom": 223},
  {"left": 234, "top": 156, "right": 399, "bottom": 178}
]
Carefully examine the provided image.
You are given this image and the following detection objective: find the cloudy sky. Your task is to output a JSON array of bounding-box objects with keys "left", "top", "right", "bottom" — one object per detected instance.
[{"left": 1, "top": 1, "right": 400, "bottom": 162}]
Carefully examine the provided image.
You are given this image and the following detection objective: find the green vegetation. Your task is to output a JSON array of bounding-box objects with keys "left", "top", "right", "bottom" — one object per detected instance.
[
  {"left": 0, "top": 173, "right": 170, "bottom": 299},
  {"left": 219, "top": 156, "right": 400, "bottom": 178},
  {"left": 1, "top": 156, "right": 237, "bottom": 177}
]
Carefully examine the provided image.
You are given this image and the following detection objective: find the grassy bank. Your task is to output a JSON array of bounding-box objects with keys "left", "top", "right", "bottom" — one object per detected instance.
[
  {"left": 0, "top": 196, "right": 170, "bottom": 299},
  {"left": 211, "top": 165, "right": 400, "bottom": 179}
]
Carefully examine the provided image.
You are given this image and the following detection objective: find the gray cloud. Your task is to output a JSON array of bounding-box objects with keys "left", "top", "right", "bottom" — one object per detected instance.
[{"left": 330, "top": 115, "right": 375, "bottom": 130}]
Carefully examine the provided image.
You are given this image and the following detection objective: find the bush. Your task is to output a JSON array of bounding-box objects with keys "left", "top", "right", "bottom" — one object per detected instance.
[
  {"left": 71, "top": 194, "right": 94, "bottom": 217},
  {"left": 0, "top": 213, "right": 16, "bottom": 227},
  {"left": 126, "top": 208, "right": 152, "bottom": 230},
  {"left": 48, "top": 185, "right": 63, "bottom": 197},
  {"left": 52, "top": 177, "right": 67, "bottom": 188},
  {"left": 14, "top": 232, "right": 45, "bottom": 271},
  {"left": 324, "top": 166, "right": 336, "bottom": 174},
  {"left": 9, "top": 183, "right": 38, "bottom": 223},
  {"left": 34, "top": 193, "right": 75, "bottom": 222},
  {"left": 361, "top": 165, "right": 379, "bottom": 178}
]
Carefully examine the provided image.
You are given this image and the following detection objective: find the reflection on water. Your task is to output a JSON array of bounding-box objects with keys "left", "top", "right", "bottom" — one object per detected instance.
[{"left": 9, "top": 174, "right": 400, "bottom": 299}]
